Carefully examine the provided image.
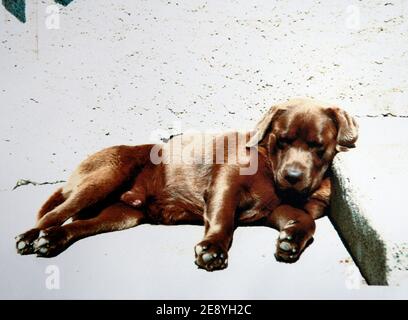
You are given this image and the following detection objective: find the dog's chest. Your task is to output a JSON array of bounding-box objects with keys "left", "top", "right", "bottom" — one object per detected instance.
[
  {"left": 236, "top": 182, "right": 279, "bottom": 223},
  {"left": 148, "top": 163, "right": 277, "bottom": 224}
]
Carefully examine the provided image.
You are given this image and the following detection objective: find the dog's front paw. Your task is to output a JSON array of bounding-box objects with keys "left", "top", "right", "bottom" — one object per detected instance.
[
  {"left": 194, "top": 241, "right": 228, "bottom": 271},
  {"left": 33, "top": 226, "right": 69, "bottom": 258},
  {"left": 275, "top": 220, "right": 314, "bottom": 263},
  {"left": 15, "top": 228, "right": 40, "bottom": 255}
]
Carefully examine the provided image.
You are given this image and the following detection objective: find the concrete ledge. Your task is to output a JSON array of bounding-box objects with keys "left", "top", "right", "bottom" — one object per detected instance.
[{"left": 330, "top": 117, "right": 408, "bottom": 286}]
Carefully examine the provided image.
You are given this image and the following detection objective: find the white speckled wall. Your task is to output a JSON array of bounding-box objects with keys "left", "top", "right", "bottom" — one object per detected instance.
[{"left": 1, "top": 0, "right": 407, "bottom": 299}]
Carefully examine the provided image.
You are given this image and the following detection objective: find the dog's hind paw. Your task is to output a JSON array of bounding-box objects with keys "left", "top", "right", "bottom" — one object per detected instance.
[
  {"left": 15, "top": 228, "right": 40, "bottom": 255},
  {"left": 33, "top": 227, "right": 69, "bottom": 258}
]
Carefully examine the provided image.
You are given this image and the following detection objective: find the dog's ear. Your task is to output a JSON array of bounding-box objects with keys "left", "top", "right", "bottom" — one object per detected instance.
[
  {"left": 326, "top": 107, "right": 359, "bottom": 152},
  {"left": 246, "top": 105, "right": 287, "bottom": 147}
]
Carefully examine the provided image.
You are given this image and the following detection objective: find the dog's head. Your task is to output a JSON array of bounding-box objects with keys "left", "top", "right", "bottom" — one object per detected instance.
[{"left": 247, "top": 98, "right": 358, "bottom": 197}]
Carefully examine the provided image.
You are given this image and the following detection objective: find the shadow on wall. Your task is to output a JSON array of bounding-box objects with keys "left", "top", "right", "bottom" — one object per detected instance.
[{"left": 2, "top": 0, "right": 74, "bottom": 23}]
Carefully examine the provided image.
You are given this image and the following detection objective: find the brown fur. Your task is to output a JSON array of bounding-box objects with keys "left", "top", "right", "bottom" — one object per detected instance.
[
  {"left": 37, "top": 188, "right": 65, "bottom": 220},
  {"left": 16, "top": 98, "right": 358, "bottom": 270}
]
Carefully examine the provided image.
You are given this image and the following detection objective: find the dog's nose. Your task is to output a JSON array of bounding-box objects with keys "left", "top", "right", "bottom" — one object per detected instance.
[{"left": 284, "top": 168, "right": 303, "bottom": 185}]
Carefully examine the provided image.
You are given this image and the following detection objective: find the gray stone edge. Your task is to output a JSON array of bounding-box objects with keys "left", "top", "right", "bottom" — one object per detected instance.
[{"left": 329, "top": 158, "right": 388, "bottom": 285}]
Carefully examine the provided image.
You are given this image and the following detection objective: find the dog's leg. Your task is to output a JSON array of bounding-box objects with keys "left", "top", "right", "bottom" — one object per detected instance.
[
  {"left": 194, "top": 167, "right": 240, "bottom": 271},
  {"left": 37, "top": 144, "right": 153, "bottom": 229},
  {"left": 37, "top": 188, "right": 67, "bottom": 220},
  {"left": 35, "top": 172, "right": 126, "bottom": 230},
  {"left": 16, "top": 181, "right": 126, "bottom": 255},
  {"left": 304, "top": 176, "right": 331, "bottom": 220},
  {"left": 15, "top": 188, "right": 68, "bottom": 254},
  {"left": 261, "top": 177, "right": 331, "bottom": 263},
  {"left": 31, "top": 202, "right": 146, "bottom": 257},
  {"left": 16, "top": 144, "right": 154, "bottom": 255},
  {"left": 267, "top": 205, "right": 315, "bottom": 263}
]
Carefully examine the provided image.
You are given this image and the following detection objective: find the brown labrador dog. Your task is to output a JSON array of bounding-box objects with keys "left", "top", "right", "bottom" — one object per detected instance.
[{"left": 15, "top": 98, "right": 358, "bottom": 271}]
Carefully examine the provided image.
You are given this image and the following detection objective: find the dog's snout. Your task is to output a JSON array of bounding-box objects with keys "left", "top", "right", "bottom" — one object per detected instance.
[{"left": 284, "top": 167, "right": 303, "bottom": 185}]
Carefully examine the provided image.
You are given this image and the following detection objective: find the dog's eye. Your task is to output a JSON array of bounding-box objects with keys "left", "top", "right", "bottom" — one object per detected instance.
[
  {"left": 316, "top": 149, "right": 325, "bottom": 158},
  {"left": 277, "top": 137, "right": 292, "bottom": 149},
  {"left": 308, "top": 141, "right": 325, "bottom": 157},
  {"left": 307, "top": 141, "right": 323, "bottom": 149}
]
